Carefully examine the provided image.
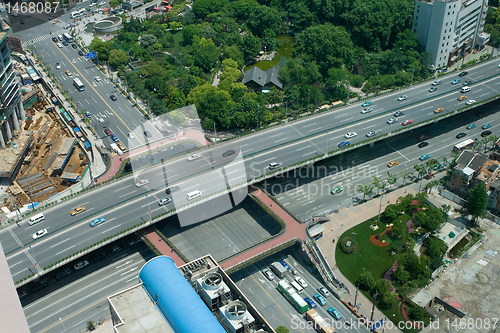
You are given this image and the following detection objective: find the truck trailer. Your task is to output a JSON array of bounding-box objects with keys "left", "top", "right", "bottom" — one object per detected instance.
[{"left": 270, "top": 262, "right": 287, "bottom": 278}]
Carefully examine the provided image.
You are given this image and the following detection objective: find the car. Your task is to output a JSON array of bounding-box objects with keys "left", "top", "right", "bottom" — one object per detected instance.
[
  {"left": 57, "top": 42, "right": 63, "bottom": 48},
  {"left": 467, "top": 124, "right": 476, "bottom": 130},
  {"left": 117, "top": 142, "right": 126, "bottom": 150},
  {"left": 429, "top": 87, "right": 437, "bottom": 92},
  {"left": 393, "top": 111, "right": 405, "bottom": 117},
  {"left": 78, "top": 50, "right": 84, "bottom": 56},
  {"left": 317, "top": 286, "right": 330, "bottom": 297},
  {"left": 338, "top": 141, "right": 350, "bottom": 148},
  {"left": 418, "top": 141, "right": 429, "bottom": 148},
  {"left": 456, "top": 133, "right": 466, "bottom": 139},
  {"left": 94, "top": 253, "right": 107, "bottom": 263},
  {"left": 95, "top": 76, "right": 101, "bottom": 82},
  {"left": 158, "top": 198, "right": 172, "bottom": 206},
  {"left": 481, "top": 130, "right": 492, "bottom": 137},
  {"left": 402, "top": 120, "right": 413, "bottom": 126},
  {"left": 111, "top": 134, "right": 119, "bottom": 142},
  {"left": 74, "top": 260, "right": 89, "bottom": 270},
  {"left": 86, "top": 111, "right": 92, "bottom": 118},
  {"left": 104, "top": 128, "right": 112, "bottom": 136},
  {"left": 128, "top": 132, "right": 135, "bottom": 139},
  {"left": 463, "top": 80, "right": 472, "bottom": 86},
  {"left": 458, "top": 95, "right": 467, "bottom": 101},
  {"left": 331, "top": 187, "right": 342, "bottom": 194},
  {"left": 71, "top": 43, "right": 77, "bottom": 49},
  {"left": 466, "top": 100, "right": 476, "bottom": 105},
  {"left": 361, "top": 101, "right": 372, "bottom": 107},
  {"left": 110, "top": 94, "right": 117, "bottom": 101},
  {"left": 387, "top": 161, "right": 398, "bottom": 167},
  {"left": 222, "top": 149, "right": 236, "bottom": 157},
  {"left": 344, "top": 132, "right": 357, "bottom": 139},
  {"left": 397, "top": 95, "right": 408, "bottom": 101},
  {"left": 387, "top": 118, "right": 398, "bottom": 124},
  {"left": 434, "top": 107, "right": 444, "bottom": 114},
  {"left": 33, "top": 281, "right": 48, "bottom": 292},
  {"left": 419, "top": 154, "right": 430, "bottom": 161},
  {"left": 451, "top": 79, "right": 461, "bottom": 84},
  {"left": 262, "top": 268, "right": 274, "bottom": 281},
  {"left": 55, "top": 62, "right": 61, "bottom": 69},
  {"left": 71, "top": 206, "right": 86, "bottom": 216},
  {"left": 295, "top": 276, "right": 308, "bottom": 288},
  {"left": 187, "top": 154, "right": 201, "bottom": 161},
  {"left": 62, "top": 41, "right": 68, "bottom": 46},
  {"left": 32, "top": 229, "right": 48, "bottom": 240},
  {"left": 432, "top": 80, "right": 441, "bottom": 86},
  {"left": 100, "top": 1, "right": 107, "bottom": 4},
  {"left": 433, "top": 163, "right": 443, "bottom": 170},
  {"left": 136, "top": 179, "right": 149, "bottom": 187},
  {"left": 20, "top": 20, "right": 24, "bottom": 24},
  {"left": 269, "top": 162, "right": 283, "bottom": 170},
  {"left": 304, "top": 297, "right": 316, "bottom": 309},
  {"left": 328, "top": 307, "right": 342, "bottom": 320},
  {"left": 52, "top": 37, "right": 58, "bottom": 42},
  {"left": 417, "top": 134, "right": 428, "bottom": 141},
  {"left": 65, "top": 70, "right": 72, "bottom": 76},
  {"left": 366, "top": 131, "right": 377, "bottom": 138},
  {"left": 279, "top": 260, "right": 290, "bottom": 270},
  {"left": 458, "top": 71, "right": 468, "bottom": 77},
  {"left": 128, "top": 238, "right": 142, "bottom": 246},
  {"left": 143, "top": 130, "right": 152, "bottom": 138},
  {"left": 166, "top": 186, "right": 180, "bottom": 194},
  {"left": 90, "top": 217, "right": 106, "bottom": 227},
  {"left": 313, "top": 294, "right": 326, "bottom": 306},
  {"left": 361, "top": 107, "right": 372, "bottom": 114},
  {"left": 112, "top": 246, "right": 122, "bottom": 253},
  {"left": 482, "top": 124, "right": 492, "bottom": 130},
  {"left": 17, "top": 291, "right": 28, "bottom": 299}
]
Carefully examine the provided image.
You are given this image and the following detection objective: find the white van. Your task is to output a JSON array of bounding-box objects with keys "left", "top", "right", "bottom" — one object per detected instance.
[
  {"left": 109, "top": 143, "right": 123, "bottom": 155},
  {"left": 58, "top": 34, "right": 63, "bottom": 41},
  {"left": 29, "top": 213, "right": 45, "bottom": 226},
  {"left": 186, "top": 190, "right": 202, "bottom": 201},
  {"left": 461, "top": 86, "right": 471, "bottom": 93},
  {"left": 291, "top": 280, "right": 304, "bottom": 294}
]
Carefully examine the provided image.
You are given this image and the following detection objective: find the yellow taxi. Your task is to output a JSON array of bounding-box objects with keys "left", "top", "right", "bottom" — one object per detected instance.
[
  {"left": 458, "top": 95, "right": 467, "bottom": 101},
  {"left": 65, "top": 70, "right": 72, "bottom": 77},
  {"left": 52, "top": 19, "right": 59, "bottom": 24},
  {"left": 117, "top": 142, "right": 126, "bottom": 151},
  {"left": 387, "top": 161, "right": 399, "bottom": 168},
  {"left": 71, "top": 206, "right": 86, "bottom": 216},
  {"left": 433, "top": 107, "right": 444, "bottom": 114}
]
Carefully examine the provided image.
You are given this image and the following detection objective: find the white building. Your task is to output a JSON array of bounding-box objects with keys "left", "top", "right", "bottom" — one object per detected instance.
[{"left": 412, "top": 0, "right": 489, "bottom": 69}]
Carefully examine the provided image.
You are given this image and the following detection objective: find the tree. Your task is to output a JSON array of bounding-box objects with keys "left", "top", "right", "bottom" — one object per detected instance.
[
  {"left": 373, "top": 176, "right": 386, "bottom": 195},
  {"left": 194, "top": 42, "right": 220, "bottom": 73},
  {"left": 241, "top": 32, "right": 261, "bottom": 61},
  {"left": 414, "top": 164, "right": 426, "bottom": 192},
  {"left": 358, "top": 184, "right": 374, "bottom": 200},
  {"left": 399, "top": 170, "right": 412, "bottom": 185},
  {"left": 276, "top": 327, "right": 289, "bottom": 333},
  {"left": 383, "top": 204, "right": 398, "bottom": 220},
  {"left": 425, "top": 180, "right": 440, "bottom": 194},
  {"left": 467, "top": 182, "right": 488, "bottom": 227},
  {"left": 386, "top": 171, "right": 397, "bottom": 190},
  {"left": 108, "top": 49, "right": 129, "bottom": 68},
  {"left": 247, "top": 6, "right": 282, "bottom": 38},
  {"left": 192, "top": 0, "right": 221, "bottom": 19},
  {"left": 358, "top": 271, "right": 375, "bottom": 290}
]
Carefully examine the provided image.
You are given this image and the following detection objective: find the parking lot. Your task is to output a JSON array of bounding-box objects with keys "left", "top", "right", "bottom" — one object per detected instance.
[{"left": 230, "top": 247, "right": 369, "bottom": 333}]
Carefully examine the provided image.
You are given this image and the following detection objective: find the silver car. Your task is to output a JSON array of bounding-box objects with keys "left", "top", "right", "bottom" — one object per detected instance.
[
  {"left": 262, "top": 268, "right": 274, "bottom": 281},
  {"left": 317, "top": 286, "right": 330, "bottom": 297},
  {"left": 158, "top": 198, "right": 172, "bottom": 206},
  {"left": 387, "top": 118, "right": 398, "bottom": 124},
  {"left": 361, "top": 107, "right": 372, "bottom": 114},
  {"left": 366, "top": 131, "right": 377, "bottom": 138}
]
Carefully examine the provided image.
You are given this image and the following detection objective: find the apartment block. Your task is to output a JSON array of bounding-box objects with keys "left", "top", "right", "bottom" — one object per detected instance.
[{"left": 412, "top": 0, "right": 489, "bottom": 68}]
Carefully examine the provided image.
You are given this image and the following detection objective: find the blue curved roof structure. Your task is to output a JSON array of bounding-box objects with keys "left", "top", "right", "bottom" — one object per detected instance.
[{"left": 139, "top": 256, "right": 226, "bottom": 333}]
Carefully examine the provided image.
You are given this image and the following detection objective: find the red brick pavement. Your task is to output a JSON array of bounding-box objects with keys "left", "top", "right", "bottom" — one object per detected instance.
[
  {"left": 220, "top": 186, "right": 308, "bottom": 270},
  {"left": 142, "top": 226, "right": 186, "bottom": 267}
]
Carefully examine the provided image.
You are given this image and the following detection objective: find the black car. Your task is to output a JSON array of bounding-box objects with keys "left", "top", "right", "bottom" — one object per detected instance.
[
  {"left": 78, "top": 50, "right": 84, "bottom": 56},
  {"left": 20, "top": 20, "right": 24, "bottom": 24},
  {"left": 143, "top": 130, "right": 151, "bottom": 138},
  {"left": 62, "top": 41, "right": 68, "bottom": 46},
  {"left": 71, "top": 43, "right": 77, "bottom": 49},
  {"left": 458, "top": 71, "right": 468, "bottom": 77},
  {"left": 418, "top": 142, "right": 429, "bottom": 148},
  {"left": 166, "top": 186, "right": 180, "bottom": 194},
  {"left": 52, "top": 37, "right": 58, "bottom": 42},
  {"left": 222, "top": 149, "right": 236, "bottom": 157},
  {"left": 481, "top": 130, "right": 492, "bottom": 137},
  {"left": 33, "top": 281, "right": 48, "bottom": 292},
  {"left": 394, "top": 111, "right": 405, "bottom": 117},
  {"left": 94, "top": 253, "right": 107, "bottom": 263},
  {"left": 463, "top": 80, "right": 472, "bottom": 86},
  {"left": 456, "top": 133, "right": 466, "bottom": 139},
  {"left": 56, "top": 269, "right": 72, "bottom": 281},
  {"left": 110, "top": 95, "right": 117, "bottom": 101}
]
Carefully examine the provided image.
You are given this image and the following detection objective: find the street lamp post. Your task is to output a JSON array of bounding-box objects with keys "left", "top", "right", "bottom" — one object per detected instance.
[
  {"left": 377, "top": 194, "right": 384, "bottom": 222},
  {"left": 346, "top": 80, "right": 350, "bottom": 104},
  {"left": 410, "top": 66, "right": 415, "bottom": 86},
  {"left": 214, "top": 122, "right": 217, "bottom": 144},
  {"left": 370, "top": 290, "right": 379, "bottom": 323},
  {"left": 285, "top": 101, "right": 288, "bottom": 121},
  {"left": 29, "top": 246, "right": 39, "bottom": 272},
  {"left": 145, "top": 194, "right": 151, "bottom": 223},
  {"left": 59, "top": 318, "right": 67, "bottom": 333},
  {"left": 307, "top": 89, "right": 311, "bottom": 112},
  {"left": 251, "top": 155, "right": 255, "bottom": 179},
  {"left": 325, "top": 131, "right": 329, "bottom": 157},
  {"left": 257, "top": 105, "right": 260, "bottom": 129},
  {"left": 374, "top": 70, "right": 378, "bottom": 94}
]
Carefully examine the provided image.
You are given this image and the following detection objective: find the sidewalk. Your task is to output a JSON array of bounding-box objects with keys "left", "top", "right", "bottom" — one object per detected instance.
[{"left": 142, "top": 226, "right": 186, "bottom": 267}]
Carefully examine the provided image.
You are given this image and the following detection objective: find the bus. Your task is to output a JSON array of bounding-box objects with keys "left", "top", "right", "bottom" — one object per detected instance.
[
  {"left": 63, "top": 33, "right": 73, "bottom": 43},
  {"left": 277, "top": 280, "right": 308, "bottom": 313},
  {"left": 73, "top": 78, "right": 85, "bottom": 91},
  {"left": 453, "top": 138, "right": 475, "bottom": 152},
  {"left": 304, "top": 309, "right": 335, "bottom": 333},
  {"left": 70, "top": 11, "right": 79, "bottom": 18}
]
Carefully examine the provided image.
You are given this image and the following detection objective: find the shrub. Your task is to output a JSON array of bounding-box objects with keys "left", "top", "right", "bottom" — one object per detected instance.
[{"left": 339, "top": 237, "right": 358, "bottom": 254}]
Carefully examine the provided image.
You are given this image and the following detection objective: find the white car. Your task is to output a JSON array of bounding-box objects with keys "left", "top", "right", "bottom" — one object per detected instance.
[
  {"left": 387, "top": 118, "right": 398, "bottom": 124},
  {"left": 158, "top": 198, "right": 172, "bottom": 206},
  {"left": 432, "top": 80, "right": 441, "bottom": 86},
  {"left": 466, "top": 100, "right": 476, "bottom": 105},
  {"left": 136, "top": 179, "right": 149, "bottom": 187},
  {"left": 262, "top": 269, "right": 274, "bottom": 281},
  {"left": 99, "top": 1, "right": 106, "bottom": 5},
  {"left": 95, "top": 76, "right": 101, "bottom": 82},
  {"left": 397, "top": 95, "right": 408, "bottom": 101},
  {"left": 187, "top": 154, "right": 201, "bottom": 161},
  {"left": 344, "top": 132, "right": 357, "bottom": 139},
  {"left": 295, "top": 276, "right": 308, "bottom": 288},
  {"left": 32, "top": 229, "right": 48, "bottom": 240},
  {"left": 57, "top": 43, "right": 63, "bottom": 48},
  {"left": 361, "top": 107, "right": 372, "bottom": 114},
  {"left": 55, "top": 62, "right": 61, "bottom": 69},
  {"left": 74, "top": 260, "right": 89, "bottom": 270},
  {"left": 128, "top": 132, "right": 135, "bottom": 139}
]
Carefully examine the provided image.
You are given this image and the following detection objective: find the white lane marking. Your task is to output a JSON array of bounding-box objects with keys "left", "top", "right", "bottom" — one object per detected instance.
[
  {"left": 9, "top": 261, "right": 23, "bottom": 269},
  {"left": 303, "top": 152, "right": 315, "bottom": 156},
  {"left": 308, "top": 127, "right": 322, "bottom": 132},
  {"left": 363, "top": 124, "right": 377, "bottom": 129},
  {"left": 297, "top": 145, "right": 311, "bottom": 151},
  {"left": 341, "top": 117, "right": 353, "bottom": 122},
  {"left": 119, "top": 190, "right": 136, "bottom": 198},
  {"left": 480, "top": 93, "right": 489, "bottom": 97},
  {"left": 260, "top": 156, "right": 276, "bottom": 163},
  {"left": 113, "top": 184, "right": 132, "bottom": 192},
  {"left": 101, "top": 224, "right": 122, "bottom": 234},
  {"left": 269, "top": 133, "right": 283, "bottom": 138},
  {"left": 184, "top": 183, "right": 200, "bottom": 191},
  {"left": 302, "top": 123, "right": 317, "bottom": 128},
  {"left": 275, "top": 137, "right": 289, "bottom": 143},
  {"left": 50, "top": 238, "right": 71, "bottom": 248},
  {"left": 55, "top": 245, "right": 76, "bottom": 256},
  {"left": 115, "top": 260, "right": 132, "bottom": 269}
]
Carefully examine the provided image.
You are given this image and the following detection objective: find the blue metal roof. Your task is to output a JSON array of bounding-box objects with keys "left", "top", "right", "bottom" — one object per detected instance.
[{"left": 139, "top": 256, "right": 226, "bottom": 333}]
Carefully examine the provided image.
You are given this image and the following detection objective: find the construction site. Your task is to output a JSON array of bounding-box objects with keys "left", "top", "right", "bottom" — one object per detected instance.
[{"left": 0, "top": 64, "right": 89, "bottom": 215}]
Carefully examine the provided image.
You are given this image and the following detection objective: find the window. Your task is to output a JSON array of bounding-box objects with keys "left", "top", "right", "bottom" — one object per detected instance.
[
  {"left": 442, "top": 43, "right": 444, "bottom": 47},
  {"left": 415, "top": 23, "right": 417, "bottom": 27},
  {"left": 414, "top": 29, "right": 416, "bottom": 33},
  {"left": 453, "top": 11, "right": 455, "bottom": 14},
  {"left": 443, "top": 37, "right": 446, "bottom": 40},
  {"left": 449, "top": 5, "right": 451, "bottom": 8},
  {"left": 417, "top": 9, "right": 419, "bottom": 13},
  {"left": 447, "top": 42, "right": 449, "bottom": 45},
  {"left": 448, "top": 12, "right": 450, "bottom": 15},
  {"left": 448, "top": 35, "right": 450, "bottom": 39},
  {"left": 446, "top": 22, "right": 448, "bottom": 26},
  {"left": 446, "top": 49, "right": 447, "bottom": 52},
  {"left": 441, "top": 50, "right": 443, "bottom": 53},
  {"left": 416, "top": 16, "right": 418, "bottom": 20},
  {"left": 444, "top": 29, "right": 447, "bottom": 33},
  {"left": 440, "top": 57, "right": 442, "bottom": 60}
]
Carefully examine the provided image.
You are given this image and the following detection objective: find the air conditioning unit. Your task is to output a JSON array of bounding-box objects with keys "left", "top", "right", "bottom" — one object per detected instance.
[
  {"left": 219, "top": 300, "right": 255, "bottom": 333},
  {"left": 196, "top": 272, "right": 230, "bottom": 310}
]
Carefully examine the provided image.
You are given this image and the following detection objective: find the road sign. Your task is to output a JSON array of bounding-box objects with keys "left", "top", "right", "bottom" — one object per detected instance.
[
  {"left": 371, "top": 318, "right": 384, "bottom": 332},
  {"left": 86, "top": 51, "right": 96, "bottom": 59}
]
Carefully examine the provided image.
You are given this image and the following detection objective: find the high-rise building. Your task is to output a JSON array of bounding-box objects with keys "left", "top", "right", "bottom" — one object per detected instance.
[
  {"left": 412, "top": 0, "right": 489, "bottom": 69},
  {"left": 0, "top": 19, "right": 25, "bottom": 148}
]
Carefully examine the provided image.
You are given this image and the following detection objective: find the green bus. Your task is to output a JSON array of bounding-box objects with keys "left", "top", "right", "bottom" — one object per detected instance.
[{"left": 277, "top": 280, "right": 308, "bottom": 313}]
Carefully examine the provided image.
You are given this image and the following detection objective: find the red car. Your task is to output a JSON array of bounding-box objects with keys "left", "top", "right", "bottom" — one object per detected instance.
[
  {"left": 402, "top": 120, "right": 413, "bottom": 126},
  {"left": 104, "top": 128, "right": 112, "bottom": 136},
  {"left": 417, "top": 134, "right": 428, "bottom": 141}
]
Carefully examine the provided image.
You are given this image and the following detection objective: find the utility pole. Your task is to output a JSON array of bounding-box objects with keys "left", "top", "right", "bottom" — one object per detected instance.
[
  {"left": 374, "top": 70, "right": 378, "bottom": 95},
  {"left": 346, "top": 80, "right": 350, "bottom": 104},
  {"left": 145, "top": 194, "right": 151, "bottom": 223},
  {"left": 370, "top": 290, "right": 379, "bottom": 323},
  {"left": 410, "top": 66, "right": 415, "bottom": 86},
  {"left": 29, "top": 246, "right": 39, "bottom": 272},
  {"left": 59, "top": 318, "right": 67, "bottom": 333},
  {"left": 325, "top": 131, "right": 329, "bottom": 157},
  {"left": 285, "top": 101, "right": 288, "bottom": 121},
  {"left": 257, "top": 105, "right": 260, "bottom": 129},
  {"left": 354, "top": 284, "right": 360, "bottom": 309},
  {"left": 377, "top": 194, "right": 384, "bottom": 222},
  {"left": 251, "top": 155, "right": 255, "bottom": 179},
  {"left": 307, "top": 89, "right": 311, "bottom": 112},
  {"left": 214, "top": 122, "right": 217, "bottom": 144}
]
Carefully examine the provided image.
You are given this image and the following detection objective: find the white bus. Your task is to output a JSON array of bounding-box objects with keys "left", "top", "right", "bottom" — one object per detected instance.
[
  {"left": 63, "top": 33, "right": 73, "bottom": 43},
  {"left": 291, "top": 280, "right": 304, "bottom": 294},
  {"left": 73, "top": 78, "right": 85, "bottom": 91},
  {"left": 29, "top": 213, "right": 45, "bottom": 226},
  {"left": 186, "top": 190, "right": 202, "bottom": 201},
  {"left": 70, "top": 11, "right": 79, "bottom": 18}
]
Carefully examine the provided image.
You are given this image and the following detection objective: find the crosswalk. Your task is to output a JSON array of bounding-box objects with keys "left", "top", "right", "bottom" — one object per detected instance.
[{"left": 22, "top": 29, "right": 66, "bottom": 48}]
